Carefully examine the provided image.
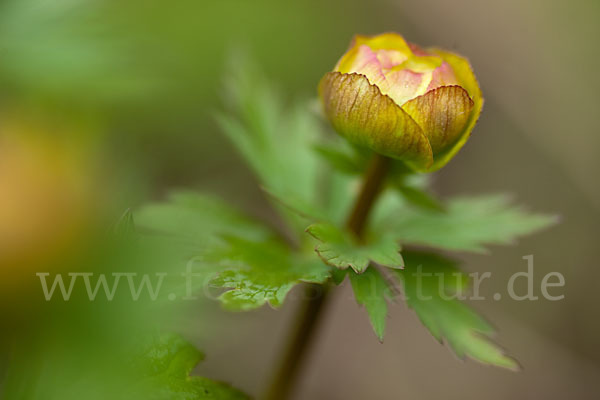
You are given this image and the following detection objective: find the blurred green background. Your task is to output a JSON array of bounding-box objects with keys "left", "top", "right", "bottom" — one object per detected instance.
[{"left": 1, "top": 0, "right": 599, "bottom": 398}]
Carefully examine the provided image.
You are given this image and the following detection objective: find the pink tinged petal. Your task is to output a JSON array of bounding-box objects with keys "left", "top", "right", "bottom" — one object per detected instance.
[
  {"left": 383, "top": 68, "right": 431, "bottom": 106},
  {"left": 375, "top": 49, "right": 408, "bottom": 69},
  {"left": 427, "top": 62, "right": 460, "bottom": 92},
  {"left": 335, "top": 36, "right": 444, "bottom": 106},
  {"left": 408, "top": 42, "right": 430, "bottom": 57},
  {"left": 319, "top": 72, "right": 433, "bottom": 170},
  {"left": 336, "top": 45, "right": 390, "bottom": 96},
  {"left": 401, "top": 85, "right": 474, "bottom": 155},
  {"left": 339, "top": 45, "right": 379, "bottom": 73}
]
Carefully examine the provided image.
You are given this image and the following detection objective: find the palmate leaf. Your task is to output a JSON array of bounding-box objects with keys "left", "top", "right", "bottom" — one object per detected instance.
[
  {"left": 312, "top": 139, "right": 370, "bottom": 176},
  {"left": 216, "top": 53, "right": 324, "bottom": 234},
  {"left": 349, "top": 267, "right": 392, "bottom": 341},
  {"left": 262, "top": 175, "right": 355, "bottom": 228},
  {"left": 396, "top": 252, "right": 519, "bottom": 370},
  {"left": 393, "top": 182, "right": 445, "bottom": 212},
  {"left": 306, "top": 222, "right": 404, "bottom": 273},
  {"left": 206, "top": 236, "right": 330, "bottom": 310},
  {"left": 135, "top": 191, "right": 330, "bottom": 310},
  {"left": 134, "top": 57, "right": 350, "bottom": 311},
  {"left": 261, "top": 186, "right": 330, "bottom": 222},
  {"left": 376, "top": 194, "right": 557, "bottom": 253},
  {"left": 133, "top": 334, "right": 249, "bottom": 399},
  {"left": 136, "top": 191, "right": 271, "bottom": 248}
]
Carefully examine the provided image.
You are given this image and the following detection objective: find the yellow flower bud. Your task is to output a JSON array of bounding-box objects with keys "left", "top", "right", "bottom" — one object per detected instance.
[{"left": 319, "top": 33, "right": 483, "bottom": 171}]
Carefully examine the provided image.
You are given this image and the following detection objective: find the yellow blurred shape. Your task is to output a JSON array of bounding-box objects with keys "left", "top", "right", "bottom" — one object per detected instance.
[{"left": 0, "top": 119, "right": 93, "bottom": 294}]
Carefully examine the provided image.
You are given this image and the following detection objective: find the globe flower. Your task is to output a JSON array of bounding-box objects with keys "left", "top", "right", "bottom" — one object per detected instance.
[{"left": 319, "top": 33, "right": 483, "bottom": 171}]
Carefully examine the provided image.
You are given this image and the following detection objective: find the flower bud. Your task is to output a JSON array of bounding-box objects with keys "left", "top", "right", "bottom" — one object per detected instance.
[{"left": 319, "top": 33, "right": 482, "bottom": 171}]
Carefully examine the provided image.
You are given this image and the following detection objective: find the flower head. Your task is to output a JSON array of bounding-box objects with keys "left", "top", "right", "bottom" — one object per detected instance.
[{"left": 319, "top": 33, "right": 482, "bottom": 171}]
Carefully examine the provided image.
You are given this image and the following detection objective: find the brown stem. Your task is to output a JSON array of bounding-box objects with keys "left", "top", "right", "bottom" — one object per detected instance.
[
  {"left": 263, "top": 153, "right": 391, "bottom": 400},
  {"left": 346, "top": 153, "right": 391, "bottom": 237},
  {"left": 263, "top": 284, "right": 330, "bottom": 400}
]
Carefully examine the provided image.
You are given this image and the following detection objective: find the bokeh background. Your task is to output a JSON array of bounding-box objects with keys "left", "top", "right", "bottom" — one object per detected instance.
[{"left": 1, "top": 0, "right": 599, "bottom": 398}]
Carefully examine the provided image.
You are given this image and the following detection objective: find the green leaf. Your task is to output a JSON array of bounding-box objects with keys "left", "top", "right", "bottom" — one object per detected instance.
[
  {"left": 330, "top": 268, "right": 348, "bottom": 285},
  {"left": 134, "top": 333, "right": 250, "bottom": 399},
  {"left": 207, "top": 236, "right": 330, "bottom": 310},
  {"left": 135, "top": 191, "right": 271, "bottom": 248},
  {"left": 216, "top": 54, "right": 324, "bottom": 234},
  {"left": 306, "top": 222, "right": 404, "bottom": 273},
  {"left": 394, "top": 183, "right": 445, "bottom": 212},
  {"left": 377, "top": 195, "right": 557, "bottom": 253},
  {"left": 262, "top": 186, "right": 329, "bottom": 222},
  {"left": 262, "top": 171, "right": 355, "bottom": 227},
  {"left": 396, "top": 252, "right": 519, "bottom": 370},
  {"left": 217, "top": 55, "right": 369, "bottom": 235},
  {"left": 349, "top": 268, "right": 392, "bottom": 341},
  {"left": 136, "top": 191, "right": 331, "bottom": 310},
  {"left": 312, "top": 140, "right": 369, "bottom": 175}
]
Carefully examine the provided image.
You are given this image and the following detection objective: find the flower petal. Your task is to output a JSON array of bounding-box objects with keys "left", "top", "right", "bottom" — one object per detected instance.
[
  {"left": 427, "top": 61, "right": 460, "bottom": 91},
  {"left": 426, "top": 49, "right": 484, "bottom": 170},
  {"left": 383, "top": 68, "right": 431, "bottom": 107},
  {"left": 335, "top": 33, "right": 413, "bottom": 76},
  {"left": 354, "top": 32, "right": 414, "bottom": 53},
  {"left": 401, "top": 85, "right": 474, "bottom": 155},
  {"left": 319, "top": 71, "right": 433, "bottom": 170},
  {"left": 336, "top": 45, "right": 389, "bottom": 92},
  {"left": 430, "top": 49, "right": 482, "bottom": 101}
]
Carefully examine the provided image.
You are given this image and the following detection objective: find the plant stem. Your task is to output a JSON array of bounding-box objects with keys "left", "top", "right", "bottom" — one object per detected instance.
[
  {"left": 346, "top": 153, "right": 391, "bottom": 237},
  {"left": 263, "top": 153, "right": 391, "bottom": 400},
  {"left": 263, "top": 283, "right": 330, "bottom": 400}
]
